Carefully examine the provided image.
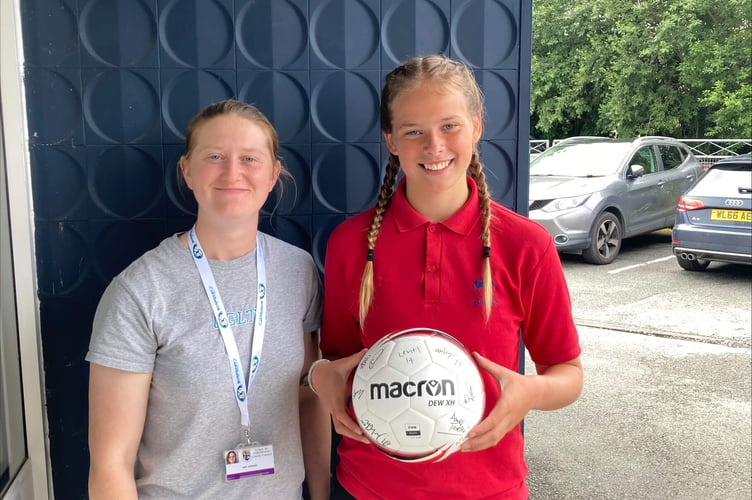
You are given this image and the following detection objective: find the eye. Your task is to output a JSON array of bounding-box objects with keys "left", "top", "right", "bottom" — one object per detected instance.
[
  {"left": 405, "top": 130, "right": 422, "bottom": 137},
  {"left": 208, "top": 153, "right": 223, "bottom": 161},
  {"left": 242, "top": 155, "right": 257, "bottom": 164},
  {"left": 443, "top": 123, "right": 458, "bottom": 131}
]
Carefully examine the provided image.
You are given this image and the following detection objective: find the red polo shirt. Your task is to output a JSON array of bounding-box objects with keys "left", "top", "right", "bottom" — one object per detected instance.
[{"left": 321, "top": 177, "right": 581, "bottom": 499}]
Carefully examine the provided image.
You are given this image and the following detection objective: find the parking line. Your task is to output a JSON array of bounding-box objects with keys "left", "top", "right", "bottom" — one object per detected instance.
[{"left": 607, "top": 255, "right": 675, "bottom": 274}]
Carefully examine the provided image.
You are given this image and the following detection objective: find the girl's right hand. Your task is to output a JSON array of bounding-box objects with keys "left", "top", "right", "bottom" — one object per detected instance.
[{"left": 311, "top": 349, "right": 370, "bottom": 443}]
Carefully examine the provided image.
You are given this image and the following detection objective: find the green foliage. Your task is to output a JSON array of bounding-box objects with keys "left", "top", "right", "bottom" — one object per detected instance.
[{"left": 531, "top": 0, "right": 752, "bottom": 139}]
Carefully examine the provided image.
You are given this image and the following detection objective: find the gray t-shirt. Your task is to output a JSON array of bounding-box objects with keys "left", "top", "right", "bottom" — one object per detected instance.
[{"left": 87, "top": 232, "right": 322, "bottom": 499}]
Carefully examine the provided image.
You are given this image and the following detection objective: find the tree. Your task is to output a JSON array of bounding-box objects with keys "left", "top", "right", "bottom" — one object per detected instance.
[{"left": 531, "top": 0, "right": 752, "bottom": 139}]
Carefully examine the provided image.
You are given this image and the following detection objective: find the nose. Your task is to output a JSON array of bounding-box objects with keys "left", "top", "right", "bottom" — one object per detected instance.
[
  {"left": 223, "top": 157, "right": 243, "bottom": 177},
  {"left": 423, "top": 131, "right": 444, "bottom": 155}
]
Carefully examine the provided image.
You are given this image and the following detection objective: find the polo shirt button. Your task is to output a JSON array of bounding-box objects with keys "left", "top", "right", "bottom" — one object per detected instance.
[
  {"left": 428, "top": 225, "right": 437, "bottom": 233},
  {"left": 428, "top": 264, "right": 437, "bottom": 272}
]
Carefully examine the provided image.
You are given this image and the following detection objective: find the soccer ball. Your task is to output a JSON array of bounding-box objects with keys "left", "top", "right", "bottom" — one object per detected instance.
[{"left": 351, "top": 328, "right": 486, "bottom": 463}]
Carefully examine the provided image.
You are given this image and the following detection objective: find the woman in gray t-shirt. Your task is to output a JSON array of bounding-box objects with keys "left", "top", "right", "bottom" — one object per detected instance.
[{"left": 87, "top": 99, "right": 330, "bottom": 499}]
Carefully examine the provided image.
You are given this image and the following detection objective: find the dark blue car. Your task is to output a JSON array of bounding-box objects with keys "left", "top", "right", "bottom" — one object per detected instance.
[{"left": 672, "top": 153, "right": 752, "bottom": 271}]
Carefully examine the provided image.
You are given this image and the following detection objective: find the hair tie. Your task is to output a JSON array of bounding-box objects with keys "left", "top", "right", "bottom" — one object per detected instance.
[
  {"left": 482, "top": 246, "right": 491, "bottom": 258},
  {"left": 367, "top": 249, "right": 375, "bottom": 262}
]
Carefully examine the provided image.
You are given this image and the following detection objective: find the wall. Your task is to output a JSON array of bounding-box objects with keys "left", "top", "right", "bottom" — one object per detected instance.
[{"left": 16, "top": 0, "right": 531, "bottom": 497}]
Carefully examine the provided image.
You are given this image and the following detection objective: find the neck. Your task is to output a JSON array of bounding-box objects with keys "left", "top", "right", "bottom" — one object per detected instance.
[
  {"left": 189, "top": 218, "right": 258, "bottom": 260},
  {"left": 405, "top": 181, "right": 470, "bottom": 222}
]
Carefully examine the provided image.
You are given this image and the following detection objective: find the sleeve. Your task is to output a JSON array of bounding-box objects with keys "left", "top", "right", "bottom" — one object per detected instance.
[
  {"left": 520, "top": 239, "right": 582, "bottom": 366},
  {"left": 320, "top": 225, "right": 366, "bottom": 359},
  {"left": 85, "top": 276, "right": 157, "bottom": 373},
  {"left": 302, "top": 254, "right": 324, "bottom": 333}
]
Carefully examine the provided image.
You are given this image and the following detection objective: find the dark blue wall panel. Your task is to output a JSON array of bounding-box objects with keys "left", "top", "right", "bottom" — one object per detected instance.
[{"left": 20, "top": 0, "right": 531, "bottom": 497}]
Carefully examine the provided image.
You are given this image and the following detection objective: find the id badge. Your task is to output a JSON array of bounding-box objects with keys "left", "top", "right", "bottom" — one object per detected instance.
[{"left": 224, "top": 443, "right": 275, "bottom": 481}]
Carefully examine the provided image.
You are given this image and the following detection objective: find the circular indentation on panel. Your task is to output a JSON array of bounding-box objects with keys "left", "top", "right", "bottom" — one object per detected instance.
[
  {"left": 80, "top": 0, "right": 156, "bottom": 66},
  {"left": 479, "top": 142, "right": 513, "bottom": 201},
  {"left": 264, "top": 147, "right": 310, "bottom": 215},
  {"left": 452, "top": 1, "right": 517, "bottom": 67},
  {"left": 27, "top": 69, "right": 80, "bottom": 144},
  {"left": 162, "top": 70, "right": 234, "bottom": 139},
  {"left": 84, "top": 70, "right": 159, "bottom": 143},
  {"left": 382, "top": 0, "right": 449, "bottom": 65},
  {"left": 36, "top": 224, "right": 89, "bottom": 296},
  {"left": 259, "top": 216, "right": 310, "bottom": 252},
  {"left": 311, "top": 73, "right": 378, "bottom": 142},
  {"left": 31, "top": 149, "right": 86, "bottom": 220},
  {"left": 93, "top": 221, "right": 164, "bottom": 280},
  {"left": 312, "top": 217, "right": 345, "bottom": 273},
  {"left": 236, "top": 0, "right": 307, "bottom": 68},
  {"left": 476, "top": 72, "right": 515, "bottom": 137},
  {"left": 24, "top": 1, "right": 77, "bottom": 65},
  {"left": 239, "top": 73, "right": 308, "bottom": 143},
  {"left": 160, "top": 0, "right": 233, "bottom": 67},
  {"left": 310, "top": 0, "right": 379, "bottom": 68},
  {"left": 313, "top": 144, "right": 379, "bottom": 213},
  {"left": 90, "top": 146, "right": 162, "bottom": 218},
  {"left": 41, "top": 297, "right": 96, "bottom": 364}
]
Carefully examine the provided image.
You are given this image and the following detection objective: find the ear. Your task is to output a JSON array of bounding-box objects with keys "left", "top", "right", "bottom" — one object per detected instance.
[
  {"left": 268, "top": 160, "right": 282, "bottom": 192},
  {"left": 179, "top": 157, "right": 193, "bottom": 190},
  {"left": 472, "top": 112, "right": 483, "bottom": 143},
  {"left": 383, "top": 130, "right": 398, "bottom": 156}
]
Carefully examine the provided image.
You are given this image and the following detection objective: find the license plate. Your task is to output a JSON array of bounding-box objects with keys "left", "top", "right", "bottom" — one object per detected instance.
[{"left": 710, "top": 209, "right": 752, "bottom": 222}]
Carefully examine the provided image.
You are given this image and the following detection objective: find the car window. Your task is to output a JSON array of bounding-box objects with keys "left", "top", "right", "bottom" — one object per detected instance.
[
  {"left": 695, "top": 167, "right": 752, "bottom": 196},
  {"left": 530, "top": 142, "right": 633, "bottom": 177},
  {"left": 658, "top": 145, "right": 685, "bottom": 170},
  {"left": 629, "top": 146, "right": 658, "bottom": 174}
]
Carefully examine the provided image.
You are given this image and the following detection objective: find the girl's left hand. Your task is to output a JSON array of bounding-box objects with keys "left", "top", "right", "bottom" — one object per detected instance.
[{"left": 460, "top": 352, "right": 543, "bottom": 452}]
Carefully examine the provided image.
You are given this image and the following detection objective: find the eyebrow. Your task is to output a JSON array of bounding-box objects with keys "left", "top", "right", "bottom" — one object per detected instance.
[
  {"left": 195, "top": 146, "right": 269, "bottom": 157},
  {"left": 394, "top": 115, "right": 463, "bottom": 130}
]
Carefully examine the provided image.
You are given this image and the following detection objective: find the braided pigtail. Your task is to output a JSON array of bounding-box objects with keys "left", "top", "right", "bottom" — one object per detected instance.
[
  {"left": 359, "top": 158, "right": 400, "bottom": 325},
  {"left": 469, "top": 151, "right": 493, "bottom": 322}
]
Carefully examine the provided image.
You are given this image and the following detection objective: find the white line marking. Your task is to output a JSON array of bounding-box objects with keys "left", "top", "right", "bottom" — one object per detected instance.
[{"left": 608, "top": 255, "right": 675, "bottom": 274}]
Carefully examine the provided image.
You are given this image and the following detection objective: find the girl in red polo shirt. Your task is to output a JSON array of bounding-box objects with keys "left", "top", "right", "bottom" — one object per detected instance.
[{"left": 310, "top": 54, "right": 583, "bottom": 499}]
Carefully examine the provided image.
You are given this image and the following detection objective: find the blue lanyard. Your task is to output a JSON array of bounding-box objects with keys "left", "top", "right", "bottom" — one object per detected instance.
[{"left": 188, "top": 226, "right": 267, "bottom": 441}]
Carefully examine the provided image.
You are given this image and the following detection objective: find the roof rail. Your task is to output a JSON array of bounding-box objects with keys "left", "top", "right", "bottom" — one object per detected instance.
[
  {"left": 555, "top": 136, "right": 610, "bottom": 145},
  {"left": 636, "top": 135, "right": 675, "bottom": 141}
]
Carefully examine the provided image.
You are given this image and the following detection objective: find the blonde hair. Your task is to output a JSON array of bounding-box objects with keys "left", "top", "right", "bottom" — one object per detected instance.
[
  {"left": 178, "top": 98, "right": 292, "bottom": 202},
  {"left": 359, "top": 55, "right": 493, "bottom": 325}
]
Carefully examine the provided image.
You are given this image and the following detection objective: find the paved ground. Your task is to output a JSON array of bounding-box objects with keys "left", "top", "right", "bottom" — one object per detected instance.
[{"left": 524, "top": 325, "right": 752, "bottom": 500}]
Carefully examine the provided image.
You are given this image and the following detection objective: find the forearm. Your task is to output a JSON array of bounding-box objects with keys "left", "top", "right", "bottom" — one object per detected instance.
[
  {"left": 532, "top": 359, "right": 583, "bottom": 411},
  {"left": 300, "top": 388, "right": 331, "bottom": 500},
  {"left": 88, "top": 465, "right": 138, "bottom": 500}
]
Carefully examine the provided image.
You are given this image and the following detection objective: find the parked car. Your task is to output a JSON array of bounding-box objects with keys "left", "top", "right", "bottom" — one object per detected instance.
[
  {"left": 528, "top": 136, "right": 703, "bottom": 264},
  {"left": 671, "top": 153, "right": 752, "bottom": 271}
]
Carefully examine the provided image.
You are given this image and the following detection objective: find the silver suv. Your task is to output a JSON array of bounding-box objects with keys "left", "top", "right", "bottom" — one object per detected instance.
[{"left": 528, "top": 136, "right": 703, "bottom": 264}]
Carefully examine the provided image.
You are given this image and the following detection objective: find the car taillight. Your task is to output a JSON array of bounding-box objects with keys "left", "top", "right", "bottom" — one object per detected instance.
[{"left": 677, "top": 197, "right": 704, "bottom": 211}]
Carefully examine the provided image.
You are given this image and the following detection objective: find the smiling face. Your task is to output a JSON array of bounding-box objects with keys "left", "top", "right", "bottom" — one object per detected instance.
[
  {"left": 180, "top": 114, "right": 280, "bottom": 227},
  {"left": 383, "top": 81, "right": 482, "bottom": 212}
]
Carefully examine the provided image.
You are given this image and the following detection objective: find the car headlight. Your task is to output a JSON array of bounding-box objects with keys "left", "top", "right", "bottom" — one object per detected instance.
[{"left": 542, "top": 194, "right": 591, "bottom": 212}]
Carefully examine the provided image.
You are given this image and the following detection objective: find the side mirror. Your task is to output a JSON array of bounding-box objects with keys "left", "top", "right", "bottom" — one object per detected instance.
[{"left": 627, "top": 164, "right": 645, "bottom": 179}]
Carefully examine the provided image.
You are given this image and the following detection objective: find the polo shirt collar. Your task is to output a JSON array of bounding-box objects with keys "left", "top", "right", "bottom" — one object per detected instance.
[{"left": 391, "top": 176, "right": 480, "bottom": 235}]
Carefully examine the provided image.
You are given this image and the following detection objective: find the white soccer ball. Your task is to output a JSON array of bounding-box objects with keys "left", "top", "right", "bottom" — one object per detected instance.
[{"left": 351, "top": 328, "right": 486, "bottom": 463}]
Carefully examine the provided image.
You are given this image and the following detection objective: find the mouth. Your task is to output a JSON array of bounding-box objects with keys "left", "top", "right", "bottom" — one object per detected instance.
[{"left": 420, "top": 160, "right": 452, "bottom": 171}]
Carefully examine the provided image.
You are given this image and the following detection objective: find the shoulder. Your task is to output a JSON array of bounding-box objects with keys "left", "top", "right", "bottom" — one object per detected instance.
[
  {"left": 116, "top": 234, "right": 185, "bottom": 284},
  {"left": 327, "top": 210, "right": 374, "bottom": 250},
  {"left": 489, "top": 202, "right": 557, "bottom": 263},
  {"left": 259, "top": 232, "right": 317, "bottom": 271},
  {"left": 490, "top": 202, "right": 552, "bottom": 244}
]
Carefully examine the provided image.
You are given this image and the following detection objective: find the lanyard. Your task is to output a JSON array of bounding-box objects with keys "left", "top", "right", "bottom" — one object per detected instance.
[{"left": 188, "top": 226, "right": 267, "bottom": 442}]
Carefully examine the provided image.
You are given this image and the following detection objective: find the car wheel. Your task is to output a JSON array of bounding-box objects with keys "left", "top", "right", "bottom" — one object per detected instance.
[
  {"left": 582, "top": 212, "right": 622, "bottom": 265},
  {"left": 675, "top": 254, "right": 711, "bottom": 271}
]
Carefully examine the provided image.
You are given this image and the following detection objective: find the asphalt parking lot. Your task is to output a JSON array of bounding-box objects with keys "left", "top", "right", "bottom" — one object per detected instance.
[{"left": 524, "top": 232, "right": 752, "bottom": 499}]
